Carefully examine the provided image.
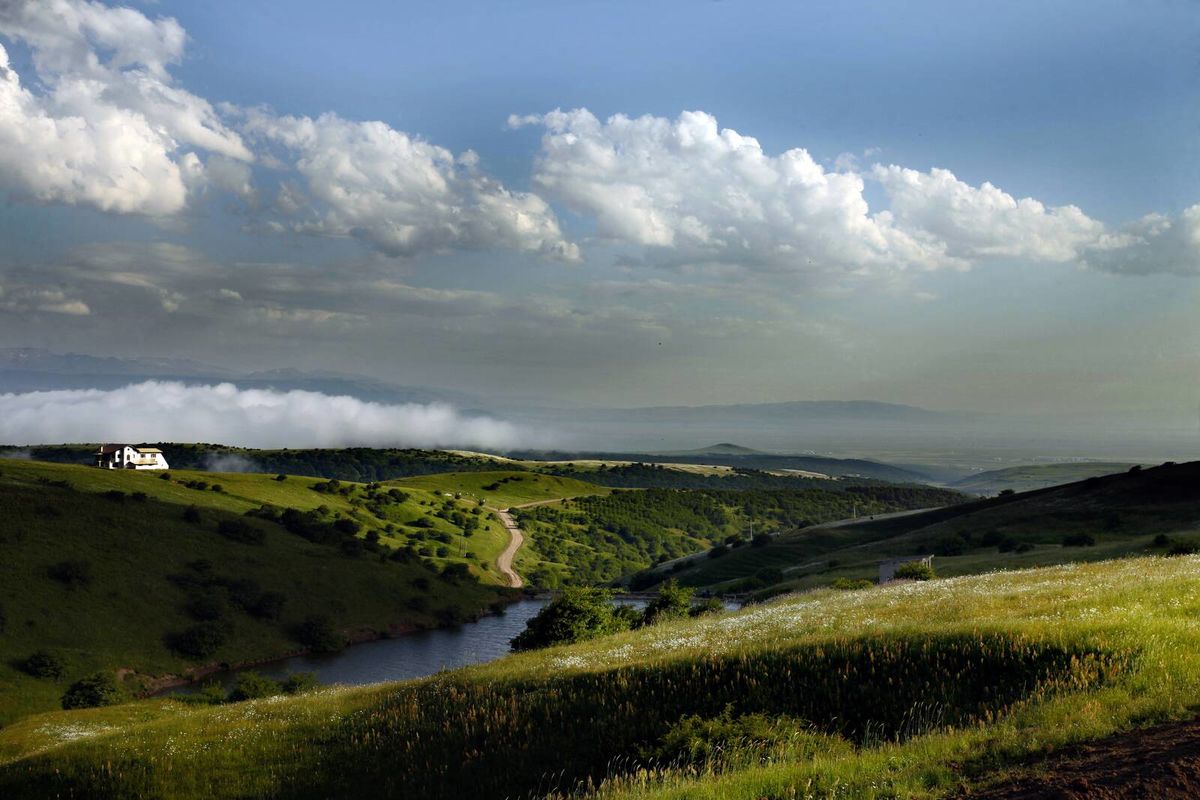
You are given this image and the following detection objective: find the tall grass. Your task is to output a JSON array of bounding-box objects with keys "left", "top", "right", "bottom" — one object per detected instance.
[{"left": 5, "top": 555, "right": 1192, "bottom": 799}]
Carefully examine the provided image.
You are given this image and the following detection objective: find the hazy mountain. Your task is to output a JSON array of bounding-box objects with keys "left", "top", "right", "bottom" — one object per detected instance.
[{"left": 0, "top": 348, "right": 481, "bottom": 407}]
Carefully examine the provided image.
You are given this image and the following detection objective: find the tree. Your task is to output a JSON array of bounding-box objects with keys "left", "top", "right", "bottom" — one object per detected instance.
[
  {"left": 510, "top": 588, "right": 631, "bottom": 651},
  {"left": 47, "top": 559, "right": 92, "bottom": 589},
  {"left": 19, "top": 650, "right": 65, "bottom": 680},
  {"left": 297, "top": 614, "right": 345, "bottom": 653},
  {"left": 227, "top": 671, "right": 281, "bottom": 702},
  {"left": 642, "top": 579, "right": 694, "bottom": 626},
  {"left": 169, "top": 621, "right": 231, "bottom": 659},
  {"left": 893, "top": 561, "right": 935, "bottom": 581},
  {"left": 61, "top": 672, "right": 123, "bottom": 710},
  {"left": 281, "top": 672, "right": 319, "bottom": 694}
]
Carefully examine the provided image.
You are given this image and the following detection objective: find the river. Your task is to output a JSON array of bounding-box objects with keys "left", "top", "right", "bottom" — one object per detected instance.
[{"left": 173, "top": 598, "right": 554, "bottom": 694}]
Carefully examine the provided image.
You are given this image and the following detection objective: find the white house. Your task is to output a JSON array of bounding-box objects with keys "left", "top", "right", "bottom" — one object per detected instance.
[{"left": 96, "top": 444, "right": 169, "bottom": 470}]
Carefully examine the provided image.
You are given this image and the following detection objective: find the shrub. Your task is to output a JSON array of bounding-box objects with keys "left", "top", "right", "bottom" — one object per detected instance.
[
  {"left": 754, "top": 567, "right": 785, "bottom": 586},
  {"left": 210, "top": 484, "right": 224, "bottom": 493},
  {"left": 249, "top": 591, "right": 287, "bottom": 620},
  {"left": 339, "top": 538, "right": 364, "bottom": 557},
  {"left": 274, "top": 474, "right": 288, "bottom": 481},
  {"left": 980, "top": 529, "right": 1005, "bottom": 547},
  {"left": 169, "top": 621, "right": 231, "bottom": 659},
  {"left": 1153, "top": 533, "right": 1172, "bottom": 547},
  {"left": 751, "top": 532, "right": 773, "bottom": 548},
  {"left": 511, "top": 588, "right": 632, "bottom": 651},
  {"left": 997, "top": 537, "right": 1020, "bottom": 553},
  {"left": 708, "top": 544, "right": 730, "bottom": 559},
  {"left": 644, "top": 705, "right": 817, "bottom": 769},
  {"left": 893, "top": 561, "right": 936, "bottom": 581},
  {"left": 281, "top": 672, "right": 319, "bottom": 694},
  {"left": 130, "top": 491, "right": 148, "bottom": 503},
  {"left": 441, "top": 563, "right": 471, "bottom": 582},
  {"left": 1062, "top": 533, "right": 1096, "bottom": 547},
  {"left": 61, "top": 672, "right": 122, "bottom": 710},
  {"left": 689, "top": 597, "right": 726, "bottom": 617},
  {"left": 298, "top": 614, "right": 345, "bottom": 654},
  {"left": 216, "top": 519, "right": 266, "bottom": 545},
  {"left": 19, "top": 650, "right": 65, "bottom": 680},
  {"left": 185, "top": 591, "right": 228, "bottom": 622},
  {"left": 1015, "top": 542, "right": 1035, "bottom": 553},
  {"left": 103, "top": 490, "right": 125, "bottom": 503},
  {"left": 159, "top": 472, "right": 171, "bottom": 480},
  {"left": 832, "top": 578, "right": 874, "bottom": 590},
  {"left": 333, "top": 518, "right": 362, "bottom": 536},
  {"left": 642, "top": 579, "right": 694, "bottom": 626},
  {"left": 47, "top": 559, "right": 92, "bottom": 589},
  {"left": 227, "top": 671, "right": 281, "bottom": 702},
  {"left": 183, "top": 505, "right": 202, "bottom": 524},
  {"left": 1168, "top": 542, "right": 1198, "bottom": 557},
  {"left": 935, "top": 536, "right": 965, "bottom": 556}
]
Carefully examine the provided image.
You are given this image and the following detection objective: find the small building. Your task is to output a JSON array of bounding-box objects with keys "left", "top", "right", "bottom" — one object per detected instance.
[
  {"left": 96, "top": 444, "right": 169, "bottom": 470},
  {"left": 879, "top": 554, "right": 934, "bottom": 584}
]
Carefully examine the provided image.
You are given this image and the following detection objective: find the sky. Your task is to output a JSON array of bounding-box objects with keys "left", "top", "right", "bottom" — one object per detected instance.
[{"left": 1, "top": 0, "right": 1199, "bottom": 428}]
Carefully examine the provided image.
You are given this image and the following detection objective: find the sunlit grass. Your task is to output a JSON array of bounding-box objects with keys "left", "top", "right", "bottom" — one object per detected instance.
[{"left": 3, "top": 556, "right": 1199, "bottom": 798}]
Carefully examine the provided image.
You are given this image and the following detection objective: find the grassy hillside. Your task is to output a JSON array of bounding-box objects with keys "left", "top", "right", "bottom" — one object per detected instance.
[
  {"left": 661, "top": 460, "right": 1200, "bottom": 594},
  {"left": 950, "top": 461, "right": 1140, "bottom": 495},
  {"left": 1, "top": 556, "right": 1197, "bottom": 798},
  {"left": 0, "top": 459, "right": 518, "bottom": 724},
  {"left": 391, "top": 470, "right": 608, "bottom": 509},
  {"left": 519, "top": 485, "right": 963, "bottom": 586}
]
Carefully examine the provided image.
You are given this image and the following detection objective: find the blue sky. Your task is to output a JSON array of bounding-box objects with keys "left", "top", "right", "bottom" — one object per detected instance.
[{"left": 0, "top": 0, "right": 1198, "bottom": 424}]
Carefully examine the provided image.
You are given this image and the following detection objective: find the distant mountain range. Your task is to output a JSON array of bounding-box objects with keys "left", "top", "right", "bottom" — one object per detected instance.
[{"left": 0, "top": 348, "right": 481, "bottom": 408}]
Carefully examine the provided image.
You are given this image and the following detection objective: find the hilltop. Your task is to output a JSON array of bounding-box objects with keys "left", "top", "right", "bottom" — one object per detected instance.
[
  {"left": 949, "top": 461, "right": 1141, "bottom": 495},
  {"left": 2, "top": 556, "right": 1199, "bottom": 798},
  {"left": 649, "top": 460, "right": 1200, "bottom": 594}
]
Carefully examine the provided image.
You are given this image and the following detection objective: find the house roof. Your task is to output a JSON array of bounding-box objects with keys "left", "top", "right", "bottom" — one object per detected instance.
[
  {"left": 97, "top": 444, "right": 126, "bottom": 455},
  {"left": 135, "top": 447, "right": 163, "bottom": 454}
]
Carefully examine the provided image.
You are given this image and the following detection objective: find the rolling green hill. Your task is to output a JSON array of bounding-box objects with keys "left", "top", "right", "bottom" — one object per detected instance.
[
  {"left": 1, "top": 556, "right": 1197, "bottom": 799},
  {"left": 391, "top": 470, "right": 608, "bottom": 509},
  {"left": 948, "top": 461, "right": 1142, "bottom": 495},
  {"left": 656, "top": 460, "right": 1200, "bottom": 594},
  {"left": 0, "top": 458, "right": 525, "bottom": 723},
  {"left": 518, "top": 484, "right": 964, "bottom": 587}
]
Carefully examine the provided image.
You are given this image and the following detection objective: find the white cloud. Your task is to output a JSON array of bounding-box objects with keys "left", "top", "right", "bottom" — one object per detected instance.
[
  {"left": 0, "top": 285, "right": 91, "bottom": 315},
  {"left": 0, "top": 0, "right": 250, "bottom": 216},
  {"left": 0, "top": 382, "right": 542, "bottom": 450},
  {"left": 872, "top": 165, "right": 1105, "bottom": 262},
  {"left": 513, "top": 108, "right": 954, "bottom": 274},
  {"left": 242, "top": 110, "right": 579, "bottom": 260},
  {"left": 514, "top": 108, "right": 1154, "bottom": 279},
  {"left": 1080, "top": 205, "right": 1200, "bottom": 276}
]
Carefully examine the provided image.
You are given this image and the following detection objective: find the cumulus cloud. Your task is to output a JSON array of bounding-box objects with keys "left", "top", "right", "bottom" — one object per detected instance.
[
  {"left": 0, "top": 0, "right": 250, "bottom": 215},
  {"left": 1080, "top": 205, "right": 1200, "bottom": 276},
  {"left": 873, "top": 165, "right": 1105, "bottom": 262},
  {"left": 0, "top": 382, "right": 542, "bottom": 450},
  {"left": 514, "top": 108, "right": 945, "bottom": 274},
  {"left": 514, "top": 108, "right": 1178, "bottom": 278},
  {"left": 241, "top": 110, "right": 579, "bottom": 260}
]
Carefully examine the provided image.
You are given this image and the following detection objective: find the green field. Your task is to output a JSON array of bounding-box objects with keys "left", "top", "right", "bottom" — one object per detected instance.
[
  {"left": 1, "top": 555, "right": 1197, "bottom": 798},
  {"left": 391, "top": 469, "right": 609, "bottom": 509},
  {"left": 0, "top": 458, "right": 524, "bottom": 723}
]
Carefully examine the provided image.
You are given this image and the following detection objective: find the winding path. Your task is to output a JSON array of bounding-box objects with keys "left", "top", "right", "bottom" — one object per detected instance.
[{"left": 493, "top": 508, "right": 525, "bottom": 588}]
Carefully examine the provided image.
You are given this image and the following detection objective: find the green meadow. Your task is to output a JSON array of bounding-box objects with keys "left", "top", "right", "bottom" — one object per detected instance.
[
  {"left": 1, "top": 556, "right": 1197, "bottom": 798},
  {"left": 0, "top": 458, "right": 523, "bottom": 723}
]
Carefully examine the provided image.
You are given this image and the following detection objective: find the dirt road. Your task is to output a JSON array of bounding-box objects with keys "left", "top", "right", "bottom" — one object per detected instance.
[{"left": 493, "top": 508, "right": 525, "bottom": 588}]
